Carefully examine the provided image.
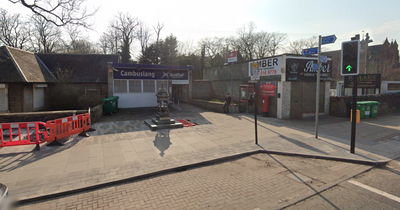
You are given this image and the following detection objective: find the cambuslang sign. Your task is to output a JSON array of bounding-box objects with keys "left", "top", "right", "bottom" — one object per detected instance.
[
  {"left": 248, "top": 57, "right": 282, "bottom": 77},
  {"left": 113, "top": 69, "right": 188, "bottom": 80},
  {"left": 286, "top": 57, "right": 332, "bottom": 82}
]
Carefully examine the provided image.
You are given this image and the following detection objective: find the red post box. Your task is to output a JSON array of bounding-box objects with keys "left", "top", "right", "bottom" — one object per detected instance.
[{"left": 262, "top": 95, "right": 269, "bottom": 117}]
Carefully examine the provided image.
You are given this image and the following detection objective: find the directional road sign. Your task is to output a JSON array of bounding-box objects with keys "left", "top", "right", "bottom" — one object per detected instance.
[
  {"left": 320, "top": 55, "right": 327, "bottom": 63},
  {"left": 313, "top": 63, "right": 319, "bottom": 70},
  {"left": 301, "top": 47, "right": 318, "bottom": 55},
  {"left": 321, "top": 35, "right": 337, "bottom": 45}
]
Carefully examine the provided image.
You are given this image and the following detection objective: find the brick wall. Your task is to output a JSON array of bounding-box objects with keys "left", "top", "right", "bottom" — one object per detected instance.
[
  {"left": 0, "top": 104, "right": 103, "bottom": 123},
  {"left": 330, "top": 93, "right": 400, "bottom": 118}
]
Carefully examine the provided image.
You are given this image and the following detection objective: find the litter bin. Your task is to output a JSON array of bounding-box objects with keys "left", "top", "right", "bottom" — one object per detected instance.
[
  {"left": 102, "top": 98, "right": 115, "bottom": 115},
  {"left": 363, "top": 101, "right": 371, "bottom": 119},
  {"left": 110, "top": 96, "right": 119, "bottom": 111},
  {"left": 370, "top": 101, "right": 380, "bottom": 119},
  {"left": 351, "top": 102, "right": 366, "bottom": 119}
]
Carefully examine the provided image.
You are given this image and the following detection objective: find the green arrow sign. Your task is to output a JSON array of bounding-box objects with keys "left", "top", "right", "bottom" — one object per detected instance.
[{"left": 346, "top": 65, "right": 352, "bottom": 71}]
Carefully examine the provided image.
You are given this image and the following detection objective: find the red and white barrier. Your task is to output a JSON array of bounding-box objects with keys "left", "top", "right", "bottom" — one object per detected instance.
[{"left": 0, "top": 122, "right": 47, "bottom": 148}]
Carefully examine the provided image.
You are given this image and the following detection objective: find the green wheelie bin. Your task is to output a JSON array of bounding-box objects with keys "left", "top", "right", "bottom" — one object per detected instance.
[
  {"left": 351, "top": 102, "right": 366, "bottom": 119},
  {"left": 102, "top": 98, "right": 115, "bottom": 115},
  {"left": 363, "top": 101, "right": 371, "bottom": 119},
  {"left": 370, "top": 101, "right": 380, "bottom": 118},
  {"left": 110, "top": 96, "right": 119, "bottom": 111}
]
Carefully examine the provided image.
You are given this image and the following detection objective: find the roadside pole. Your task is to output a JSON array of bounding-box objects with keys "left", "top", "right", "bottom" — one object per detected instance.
[
  {"left": 351, "top": 75, "right": 358, "bottom": 153},
  {"left": 315, "top": 35, "right": 322, "bottom": 139},
  {"left": 254, "top": 81, "right": 258, "bottom": 145},
  {"left": 231, "top": 63, "right": 233, "bottom": 97},
  {"left": 302, "top": 35, "right": 336, "bottom": 139}
]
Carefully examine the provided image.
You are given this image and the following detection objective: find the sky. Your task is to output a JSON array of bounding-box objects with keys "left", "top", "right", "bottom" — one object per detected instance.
[{"left": 2, "top": 0, "right": 400, "bottom": 57}]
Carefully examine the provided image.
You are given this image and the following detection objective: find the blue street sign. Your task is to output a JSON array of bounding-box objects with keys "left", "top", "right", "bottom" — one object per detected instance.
[
  {"left": 301, "top": 47, "right": 318, "bottom": 55},
  {"left": 320, "top": 55, "right": 327, "bottom": 63},
  {"left": 313, "top": 63, "right": 319, "bottom": 70},
  {"left": 321, "top": 35, "right": 337, "bottom": 45}
]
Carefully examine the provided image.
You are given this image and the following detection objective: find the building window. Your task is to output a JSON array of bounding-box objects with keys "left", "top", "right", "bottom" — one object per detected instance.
[
  {"left": 143, "top": 80, "right": 155, "bottom": 92},
  {"left": 0, "top": 85, "right": 7, "bottom": 112},
  {"left": 129, "top": 80, "right": 142, "bottom": 92},
  {"left": 156, "top": 80, "right": 168, "bottom": 91},
  {"left": 388, "top": 83, "right": 400, "bottom": 91},
  {"left": 85, "top": 85, "right": 98, "bottom": 95},
  {"left": 114, "top": 80, "right": 127, "bottom": 93},
  {"left": 34, "top": 87, "right": 45, "bottom": 109}
]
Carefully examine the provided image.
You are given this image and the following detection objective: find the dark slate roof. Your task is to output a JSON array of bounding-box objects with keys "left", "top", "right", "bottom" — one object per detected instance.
[
  {"left": 37, "top": 54, "right": 119, "bottom": 83},
  {"left": 0, "top": 46, "right": 24, "bottom": 83},
  {"left": 0, "top": 46, "right": 57, "bottom": 83}
]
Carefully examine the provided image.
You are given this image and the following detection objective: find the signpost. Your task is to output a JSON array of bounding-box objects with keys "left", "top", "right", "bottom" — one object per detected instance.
[
  {"left": 313, "top": 34, "right": 337, "bottom": 139},
  {"left": 249, "top": 63, "right": 260, "bottom": 145},
  {"left": 228, "top": 51, "right": 238, "bottom": 98},
  {"left": 301, "top": 47, "right": 318, "bottom": 55},
  {"left": 320, "top": 55, "right": 327, "bottom": 63},
  {"left": 321, "top": 35, "right": 337, "bottom": 45}
]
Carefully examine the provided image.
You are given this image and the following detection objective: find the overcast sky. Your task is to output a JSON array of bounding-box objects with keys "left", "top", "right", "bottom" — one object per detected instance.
[{"left": 2, "top": 0, "right": 400, "bottom": 55}]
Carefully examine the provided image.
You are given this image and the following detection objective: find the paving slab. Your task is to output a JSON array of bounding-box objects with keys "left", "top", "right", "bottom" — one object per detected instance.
[{"left": 0, "top": 103, "right": 399, "bottom": 202}]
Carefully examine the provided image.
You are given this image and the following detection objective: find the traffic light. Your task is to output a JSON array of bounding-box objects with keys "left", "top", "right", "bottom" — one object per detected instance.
[{"left": 341, "top": 40, "right": 360, "bottom": 76}]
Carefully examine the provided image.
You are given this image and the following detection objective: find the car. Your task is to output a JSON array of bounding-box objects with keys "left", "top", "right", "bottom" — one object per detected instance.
[{"left": 0, "top": 183, "right": 11, "bottom": 210}]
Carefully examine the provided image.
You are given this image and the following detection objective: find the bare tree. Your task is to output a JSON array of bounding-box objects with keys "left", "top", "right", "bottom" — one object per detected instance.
[
  {"left": 199, "top": 37, "right": 228, "bottom": 67},
  {"left": 99, "top": 29, "right": 120, "bottom": 54},
  {"left": 268, "top": 32, "right": 288, "bottom": 56},
  {"left": 153, "top": 22, "right": 164, "bottom": 64},
  {"left": 109, "top": 12, "right": 139, "bottom": 62},
  {"left": 232, "top": 22, "right": 257, "bottom": 60},
  {"left": 29, "top": 15, "right": 63, "bottom": 53},
  {"left": 64, "top": 25, "right": 98, "bottom": 54},
  {"left": 286, "top": 36, "right": 318, "bottom": 54},
  {"left": 369, "top": 58, "right": 400, "bottom": 80},
  {"left": 0, "top": 9, "right": 30, "bottom": 49},
  {"left": 8, "top": 0, "right": 97, "bottom": 28},
  {"left": 178, "top": 39, "right": 197, "bottom": 56},
  {"left": 137, "top": 21, "right": 151, "bottom": 54},
  {"left": 254, "top": 31, "right": 272, "bottom": 59}
]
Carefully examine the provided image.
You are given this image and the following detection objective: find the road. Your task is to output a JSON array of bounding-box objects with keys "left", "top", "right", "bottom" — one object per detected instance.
[
  {"left": 284, "top": 158, "right": 400, "bottom": 210},
  {"left": 15, "top": 154, "right": 371, "bottom": 210}
]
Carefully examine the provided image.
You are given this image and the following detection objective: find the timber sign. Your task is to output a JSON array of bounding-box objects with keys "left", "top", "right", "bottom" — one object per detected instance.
[
  {"left": 344, "top": 74, "right": 381, "bottom": 88},
  {"left": 248, "top": 56, "right": 282, "bottom": 77}
]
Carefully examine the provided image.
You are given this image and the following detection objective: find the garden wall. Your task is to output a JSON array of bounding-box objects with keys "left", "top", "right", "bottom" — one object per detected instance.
[
  {"left": 0, "top": 104, "right": 103, "bottom": 123},
  {"left": 330, "top": 93, "right": 400, "bottom": 118},
  {"left": 189, "top": 99, "right": 239, "bottom": 113}
]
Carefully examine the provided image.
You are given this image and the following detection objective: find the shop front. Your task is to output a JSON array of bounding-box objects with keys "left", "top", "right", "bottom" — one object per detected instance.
[
  {"left": 247, "top": 55, "right": 332, "bottom": 119},
  {"left": 108, "top": 63, "right": 193, "bottom": 108}
]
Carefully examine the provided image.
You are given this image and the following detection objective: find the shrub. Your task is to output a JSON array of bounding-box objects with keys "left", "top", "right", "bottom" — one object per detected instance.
[
  {"left": 77, "top": 94, "right": 104, "bottom": 110},
  {"left": 49, "top": 84, "right": 80, "bottom": 110}
]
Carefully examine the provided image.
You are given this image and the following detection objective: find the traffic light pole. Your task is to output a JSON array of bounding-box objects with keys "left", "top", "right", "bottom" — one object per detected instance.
[
  {"left": 350, "top": 75, "right": 358, "bottom": 153},
  {"left": 315, "top": 35, "right": 322, "bottom": 139}
]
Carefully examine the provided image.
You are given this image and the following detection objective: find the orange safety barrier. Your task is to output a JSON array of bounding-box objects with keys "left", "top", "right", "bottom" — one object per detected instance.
[
  {"left": 46, "top": 113, "right": 90, "bottom": 143},
  {"left": 0, "top": 122, "right": 47, "bottom": 147}
]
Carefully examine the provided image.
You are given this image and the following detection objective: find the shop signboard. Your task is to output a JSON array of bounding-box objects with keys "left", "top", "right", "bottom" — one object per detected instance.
[
  {"left": 114, "top": 69, "right": 189, "bottom": 80},
  {"left": 248, "top": 56, "right": 282, "bottom": 77},
  {"left": 286, "top": 57, "right": 332, "bottom": 82},
  {"left": 344, "top": 74, "right": 381, "bottom": 88},
  {"left": 228, "top": 51, "right": 238, "bottom": 63},
  {"left": 261, "top": 83, "right": 276, "bottom": 96}
]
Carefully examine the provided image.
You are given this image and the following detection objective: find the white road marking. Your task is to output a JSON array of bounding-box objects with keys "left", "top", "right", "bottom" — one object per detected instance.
[{"left": 348, "top": 180, "right": 400, "bottom": 203}]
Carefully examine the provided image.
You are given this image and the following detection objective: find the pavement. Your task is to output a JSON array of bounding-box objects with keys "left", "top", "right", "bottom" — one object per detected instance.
[{"left": 1, "top": 103, "right": 400, "bottom": 204}]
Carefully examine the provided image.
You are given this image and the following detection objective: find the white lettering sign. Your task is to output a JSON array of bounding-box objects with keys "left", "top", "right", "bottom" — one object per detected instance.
[
  {"left": 120, "top": 70, "right": 155, "bottom": 78},
  {"left": 248, "top": 57, "right": 282, "bottom": 76}
]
